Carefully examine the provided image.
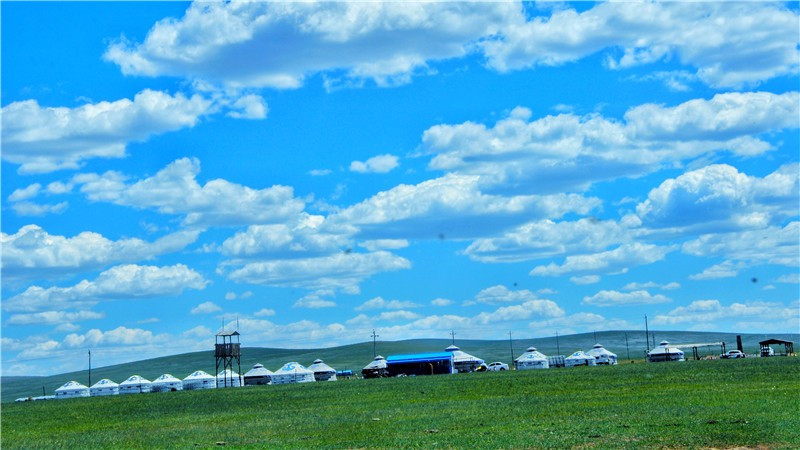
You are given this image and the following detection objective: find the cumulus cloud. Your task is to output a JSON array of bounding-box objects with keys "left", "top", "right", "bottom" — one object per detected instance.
[
  {"left": 104, "top": 1, "right": 519, "bottom": 89},
  {"left": 75, "top": 157, "right": 306, "bottom": 227},
  {"left": 570, "top": 275, "right": 600, "bottom": 285},
  {"left": 1, "top": 225, "right": 201, "bottom": 284},
  {"left": 350, "top": 154, "right": 399, "bottom": 174},
  {"left": 472, "top": 285, "right": 539, "bottom": 305},
  {"left": 431, "top": 298, "right": 454, "bottom": 307},
  {"left": 182, "top": 325, "right": 213, "bottom": 338},
  {"left": 6, "top": 310, "right": 104, "bottom": 326},
  {"left": 191, "top": 301, "right": 221, "bottom": 315},
  {"left": 651, "top": 299, "right": 797, "bottom": 328},
  {"left": 253, "top": 308, "right": 276, "bottom": 317},
  {"left": 355, "top": 296, "right": 421, "bottom": 311},
  {"left": 530, "top": 243, "right": 673, "bottom": 277},
  {"left": 330, "top": 173, "right": 600, "bottom": 240},
  {"left": 220, "top": 216, "right": 350, "bottom": 259},
  {"left": 226, "top": 251, "right": 410, "bottom": 293},
  {"left": 422, "top": 93, "right": 799, "bottom": 196},
  {"left": 293, "top": 293, "right": 336, "bottom": 309},
  {"left": 226, "top": 93, "right": 268, "bottom": 119},
  {"left": 465, "top": 218, "right": 632, "bottom": 263},
  {"left": 1, "top": 90, "right": 211, "bottom": 174},
  {"left": 481, "top": 2, "right": 799, "bottom": 88},
  {"left": 637, "top": 164, "right": 799, "bottom": 233},
  {"left": 582, "top": 290, "right": 671, "bottom": 307},
  {"left": 3, "top": 264, "right": 207, "bottom": 313}
]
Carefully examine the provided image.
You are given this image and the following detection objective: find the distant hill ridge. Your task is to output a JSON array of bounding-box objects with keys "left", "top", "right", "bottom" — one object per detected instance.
[{"left": 3, "top": 330, "right": 797, "bottom": 403}]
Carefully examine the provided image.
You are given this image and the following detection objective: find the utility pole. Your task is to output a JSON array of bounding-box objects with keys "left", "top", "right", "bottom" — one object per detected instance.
[
  {"left": 509, "top": 331, "right": 514, "bottom": 362},
  {"left": 593, "top": 330, "right": 597, "bottom": 344},
  {"left": 644, "top": 315, "right": 650, "bottom": 352},
  {"left": 370, "top": 329, "right": 379, "bottom": 357},
  {"left": 625, "top": 332, "right": 631, "bottom": 361},
  {"left": 88, "top": 349, "right": 92, "bottom": 387},
  {"left": 555, "top": 331, "right": 561, "bottom": 356},
  {"left": 450, "top": 330, "right": 456, "bottom": 345}
]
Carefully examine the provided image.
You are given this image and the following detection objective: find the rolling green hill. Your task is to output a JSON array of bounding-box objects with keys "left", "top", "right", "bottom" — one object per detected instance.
[{"left": 3, "top": 330, "right": 796, "bottom": 403}]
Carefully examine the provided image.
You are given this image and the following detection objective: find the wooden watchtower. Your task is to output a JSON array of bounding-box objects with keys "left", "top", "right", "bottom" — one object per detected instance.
[{"left": 215, "top": 330, "right": 241, "bottom": 387}]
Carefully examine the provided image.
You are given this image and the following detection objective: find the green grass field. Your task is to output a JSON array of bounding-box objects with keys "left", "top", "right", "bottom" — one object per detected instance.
[
  {"left": 2, "top": 357, "right": 798, "bottom": 448},
  {"left": 5, "top": 330, "right": 796, "bottom": 404}
]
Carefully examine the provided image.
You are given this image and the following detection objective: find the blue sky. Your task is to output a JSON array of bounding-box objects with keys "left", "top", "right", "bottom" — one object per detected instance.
[{"left": 2, "top": 1, "right": 798, "bottom": 375}]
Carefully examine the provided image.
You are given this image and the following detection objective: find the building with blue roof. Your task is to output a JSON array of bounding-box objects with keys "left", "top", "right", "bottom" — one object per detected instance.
[{"left": 386, "top": 352, "right": 455, "bottom": 376}]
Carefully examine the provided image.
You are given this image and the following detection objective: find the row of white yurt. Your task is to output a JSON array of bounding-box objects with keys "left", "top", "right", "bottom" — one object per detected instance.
[
  {"left": 445, "top": 345, "right": 486, "bottom": 373},
  {"left": 515, "top": 347, "right": 550, "bottom": 370},
  {"left": 587, "top": 344, "right": 618, "bottom": 365},
  {"left": 270, "top": 362, "right": 316, "bottom": 385},
  {"left": 308, "top": 359, "right": 337, "bottom": 381}
]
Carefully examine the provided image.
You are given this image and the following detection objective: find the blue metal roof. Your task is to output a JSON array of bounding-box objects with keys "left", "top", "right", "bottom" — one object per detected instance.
[{"left": 386, "top": 352, "right": 453, "bottom": 364}]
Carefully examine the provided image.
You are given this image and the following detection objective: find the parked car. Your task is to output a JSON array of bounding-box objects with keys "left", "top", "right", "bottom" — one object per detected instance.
[
  {"left": 486, "top": 362, "right": 509, "bottom": 371},
  {"left": 721, "top": 350, "right": 746, "bottom": 359}
]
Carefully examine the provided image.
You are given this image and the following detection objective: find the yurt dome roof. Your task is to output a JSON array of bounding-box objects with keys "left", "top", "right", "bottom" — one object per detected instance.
[
  {"left": 121, "top": 375, "right": 150, "bottom": 384},
  {"left": 526, "top": 346, "right": 538, "bottom": 352},
  {"left": 445, "top": 345, "right": 460, "bottom": 352},
  {"left": 91, "top": 379, "right": 118, "bottom": 388},
  {"left": 154, "top": 374, "right": 180, "bottom": 382},
  {"left": 57, "top": 381, "right": 88, "bottom": 390},
  {"left": 184, "top": 370, "right": 214, "bottom": 380}
]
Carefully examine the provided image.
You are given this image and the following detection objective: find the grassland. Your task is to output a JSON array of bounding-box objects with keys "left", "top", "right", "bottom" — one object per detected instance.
[
  {"left": 2, "top": 356, "right": 798, "bottom": 448},
  {"left": 5, "top": 330, "right": 795, "bottom": 404}
]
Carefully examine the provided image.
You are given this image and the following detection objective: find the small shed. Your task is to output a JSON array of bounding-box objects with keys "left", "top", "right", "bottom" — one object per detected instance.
[
  {"left": 647, "top": 340, "right": 685, "bottom": 362},
  {"left": 587, "top": 343, "right": 618, "bottom": 365},
  {"left": 244, "top": 363, "right": 273, "bottom": 385},
  {"left": 445, "top": 345, "right": 486, "bottom": 373},
  {"left": 54, "top": 381, "right": 90, "bottom": 399},
  {"left": 119, "top": 375, "right": 151, "bottom": 394},
  {"left": 759, "top": 339, "right": 794, "bottom": 357},
  {"left": 90, "top": 379, "right": 120, "bottom": 396},
  {"left": 362, "top": 355, "right": 389, "bottom": 378},
  {"left": 386, "top": 352, "right": 455, "bottom": 376},
  {"left": 308, "top": 359, "right": 337, "bottom": 381},
  {"left": 515, "top": 346, "right": 550, "bottom": 370},
  {"left": 565, "top": 351, "right": 597, "bottom": 367},
  {"left": 182, "top": 370, "right": 216, "bottom": 390},
  {"left": 271, "top": 362, "right": 316, "bottom": 384},
  {"left": 151, "top": 373, "right": 183, "bottom": 392}
]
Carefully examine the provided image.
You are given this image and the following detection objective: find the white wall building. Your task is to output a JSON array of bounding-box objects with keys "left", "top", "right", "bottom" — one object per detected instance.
[
  {"left": 515, "top": 347, "right": 550, "bottom": 370},
  {"left": 54, "top": 381, "right": 90, "bottom": 399}
]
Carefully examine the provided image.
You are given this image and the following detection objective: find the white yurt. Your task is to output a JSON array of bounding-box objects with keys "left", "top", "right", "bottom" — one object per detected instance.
[
  {"left": 647, "top": 340, "right": 686, "bottom": 362},
  {"left": 183, "top": 370, "right": 216, "bottom": 390},
  {"left": 54, "top": 381, "right": 90, "bottom": 399},
  {"left": 587, "top": 343, "right": 618, "bottom": 365},
  {"left": 244, "top": 363, "right": 273, "bottom": 386},
  {"left": 90, "top": 378, "right": 120, "bottom": 396},
  {"left": 515, "top": 347, "right": 550, "bottom": 370},
  {"left": 151, "top": 373, "right": 183, "bottom": 392},
  {"left": 308, "top": 359, "right": 337, "bottom": 381},
  {"left": 271, "top": 362, "right": 316, "bottom": 385},
  {"left": 445, "top": 345, "right": 486, "bottom": 373},
  {"left": 119, "top": 375, "right": 152, "bottom": 394},
  {"left": 362, "top": 355, "right": 388, "bottom": 378},
  {"left": 565, "top": 350, "right": 597, "bottom": 367},
  {"left": 216, "top": 369, "right": 243, "bottom": 387}
]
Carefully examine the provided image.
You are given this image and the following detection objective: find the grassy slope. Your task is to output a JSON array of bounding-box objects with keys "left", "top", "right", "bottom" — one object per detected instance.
[
  {"left": 2, "top": 358, "right": 798, "bottom": 448},
  {"left": 3, "top": 330, "right": 796, "bottom": 403}
]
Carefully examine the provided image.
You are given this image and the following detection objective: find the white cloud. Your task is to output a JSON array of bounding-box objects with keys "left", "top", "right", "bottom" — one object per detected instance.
[
  {"left": 422, "top": 93, "right": 799, "bottom": 196},
  {"left": 191, "top": 301, "right": 221, "bottom": 315},
  {"left": 431, "top": 298, "right": 453, "bottom": 307},
  {"left": 528, "top": 312, "right": 632, "bottom": 335},
  {"left": 225, "top": 292, "right": 237, "bottom": 301},
  {"left": 293, "top": 293, "right": 336, "bottom": 309},
  {"left": 466, "top": 218, "right": 631, "bottom": 263},
  {"left": 359, "top": 239, "right": 409, "bottom": 252},
  {"left": 473, "top": 285, "right": 539, "bottom": 305},
  {"left": 582, "top": 290, "right": 671, "bottom": 307},
  {"left": 6, "top": 310, "right": 104, "bottom": 326},
  {"left": 474, "top": 299, "right": 565, "bottom": 325},
  {"left": 309, "top": 169, "right": 332, "bottom": 177},
  {"left": 8, "top": 184, "right": 42, "bottom": 202},
  {"left": 182, "top": 325, "right": 212, "bottom": 338},
  {"left": 637, "top": 164, "right": 799, "bottom": 232},
  {"left": 226, "top": 251, "right": 411, "bottom": 293},
  {"left": 776, "top": 273, "right": 800, "bottom": 284},
  {"left": 355, "top": 296, "right": 421, "bottom": 311},
  {"left": 651, "top": 300, "right": 798, "bottom": 329},
  {"left": 350, "top": 154, "right": 399, "bottom": 174},
  {"left": 1, "top": 90, "right": 211, "bottom": 173},
  {"left": 570, "top": 275, "right": 600, "bottom": 285},
  {"left": 226, "top": 93, "right": 268, "bottom": 119},
  {"left": 330, "top": 173, "right": 600, "bottom": 240},
  {"left": 10, "top": 201, "right": 69, "bottom": 217},
  {"left": 253, "top": 308, "right": 276, "bottom": 317},
  {"left": 481, "top": 2, "right": 799, "bottom": 88},
  {"left": 1, "top": 224, "right": 201, "bottom": 284},
  {"left": 622, "top": 281, "right": 681, "bottom": 291},
  {"left": 75, "top": 157, "right": 306, "bottom": 227},
  {"left": 220, "top": 216, "right": 350, "bottom": 259},
  {"left": 377, "top": 310, "right": 421, "bottom": 321},
  {"left": 530, "top": 243, "right": 673, "bottom": 277},
  {"left": 104, "top": 2, "right": 519, "bottom": 89},
  {"left": 3, "top": 264, "right": 208, "bottom": 313},
  {"left": 689, "top": 261, "right": 747, "bottom": 281}
]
